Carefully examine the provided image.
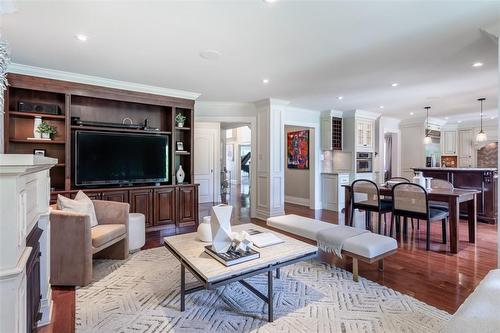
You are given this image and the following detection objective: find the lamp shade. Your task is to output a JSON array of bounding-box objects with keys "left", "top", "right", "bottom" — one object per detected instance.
[
  {"left": 476, "top": 131, "right": 488, "bottom": 142},
  {"left": 423, "top": 135, "right": 432, "bottom": 145}
]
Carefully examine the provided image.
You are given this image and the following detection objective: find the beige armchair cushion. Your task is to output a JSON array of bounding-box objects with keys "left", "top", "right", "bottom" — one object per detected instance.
[
  {"left": 57, "top": 191, "right": 98, "bottom": 227},
  {"left": 91, "top": 224, "right": 126, "bottom": 248}
]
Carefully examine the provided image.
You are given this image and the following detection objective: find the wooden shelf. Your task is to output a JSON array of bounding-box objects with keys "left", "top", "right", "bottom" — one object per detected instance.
[
  {"left": 9, "top": 111, "right": 66, "bottom": 120},
  {"left": 175, "top": 127, "right": 191, "bottom": 131},
  {"left": 175, "top": 151, "right": 191, "bottom": 155},
  {"left": 71, "top": 125, "right": 171, "bottom": 135},
  {"left": 9, "top": 138, "right": 66, "bottom": 144}
]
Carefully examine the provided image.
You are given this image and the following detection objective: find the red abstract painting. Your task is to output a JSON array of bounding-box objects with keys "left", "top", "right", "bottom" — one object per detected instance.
[{"left": 287, "top": 130, "right": 309, "bottom": 169}]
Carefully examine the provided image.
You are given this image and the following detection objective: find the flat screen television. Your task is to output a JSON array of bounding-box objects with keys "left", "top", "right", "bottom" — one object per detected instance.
[{"left": 75, "top": 130, "right": 169, "bottom": 186}]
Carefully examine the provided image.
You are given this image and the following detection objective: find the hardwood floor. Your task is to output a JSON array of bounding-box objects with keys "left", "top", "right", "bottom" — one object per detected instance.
[{"left": 39, "top": 185, "right": 497, "bottom": 332}]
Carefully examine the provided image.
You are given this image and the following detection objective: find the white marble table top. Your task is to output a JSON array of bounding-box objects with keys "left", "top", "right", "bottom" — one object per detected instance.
[{"left": 164, "top": 223, "right": 317, "bottom": 282}]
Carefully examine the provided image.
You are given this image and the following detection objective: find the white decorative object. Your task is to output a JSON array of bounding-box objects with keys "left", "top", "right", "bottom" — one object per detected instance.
[
  {"left": 176, "top": 165, "right": 185, "bottom": 183},
  {"left": 41, "top": 132, "right": 50, "bottom": 139},
  {"left": 197, "top": 216, "right": 212, "bottom": 242},
  {"left": 0, "top": 154, "right": 57, "bottom": 332},
  {"left": 34, "top": 116, "right": 42, "bottom": 138},
  {"left": 231, "top": 230, "right": 253, "bottom": 254},
  {"left": 210, "top": 204, "right": 233, "bottom": 253},
  {"left": 412, "top": 171, "right": 426, "bottom": 188},
  {"left": 178, "top": 122, "right": 184, "bottom": 128},
  {"left": 128, "top": 213, "right": 146, "bottom": 252}
]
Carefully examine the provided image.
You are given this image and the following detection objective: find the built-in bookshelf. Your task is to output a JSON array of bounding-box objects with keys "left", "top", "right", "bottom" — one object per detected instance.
[{"left": 3, "top": 73, "right": 198, "bottom": 231}]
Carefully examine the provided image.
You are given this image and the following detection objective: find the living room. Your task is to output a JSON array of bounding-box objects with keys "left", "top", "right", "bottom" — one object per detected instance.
[{"left": 0, "top": 1, "right": 499, "bottom": 333}]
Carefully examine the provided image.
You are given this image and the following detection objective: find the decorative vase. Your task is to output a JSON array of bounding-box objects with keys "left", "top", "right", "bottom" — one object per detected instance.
[
  {"left": 177, "top": 122, "right": 184, "bottom": 128},
  {"left": 33, "top": 116, "right": 42, "bottom": 138},
  {"left": 176, "top": 165, "right": 185, "bottom": 183},
  {"left": 210, "top": 204, "right": 233, "bottom": 253},
  {"left": 41, "top": 132, "right": 50, "bottom": 140},
  {"left": 197, "top": 216, "right": 212, "bottom": 242}
]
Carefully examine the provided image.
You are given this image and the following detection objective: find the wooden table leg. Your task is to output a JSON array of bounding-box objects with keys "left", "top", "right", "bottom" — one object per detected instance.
[
  {"left": 352, "top": 258, "right": 359, "bottom": 282},
  {"left": 448, "top": 197, "right": 459, "bottom": 254},
  {"left": 344, "top": 187, "right": 351, "bottom": 226},
  {"left": 467, "top": 194, "right": 477, "bottom": 244}
]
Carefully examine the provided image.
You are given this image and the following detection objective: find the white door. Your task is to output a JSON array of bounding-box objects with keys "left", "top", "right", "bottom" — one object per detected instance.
[{"left": 194, "top": 127, "right": 216, "bottom": 203}]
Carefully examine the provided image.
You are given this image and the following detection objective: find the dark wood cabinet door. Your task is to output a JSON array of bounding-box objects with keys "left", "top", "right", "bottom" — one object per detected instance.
[
  {"left": 154, "top": 187, "right": 176, "bottom": 226},
  {"left": 129, "top": 189, "right": 153, "bottom": 227},
  {"left": 176, "top": 186, "right": 198, "bottom": 227},
  {"left": 101, "top": 190, "right": 129, "bottom": 203}
]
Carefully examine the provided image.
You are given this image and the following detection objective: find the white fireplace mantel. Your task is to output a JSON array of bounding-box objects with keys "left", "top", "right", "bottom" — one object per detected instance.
[{"left": 0, "top": 154, "right": 57, "bottom": 333}]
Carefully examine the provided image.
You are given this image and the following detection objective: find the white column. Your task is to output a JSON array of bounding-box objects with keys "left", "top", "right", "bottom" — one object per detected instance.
[{"left": 254, "top": 99, "right": 287, "bottom": 220}]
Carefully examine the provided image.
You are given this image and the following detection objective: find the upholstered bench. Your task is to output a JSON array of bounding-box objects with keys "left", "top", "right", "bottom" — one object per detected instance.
[{"left": 267, "top": 214, "right": 397, "bottom": 281}]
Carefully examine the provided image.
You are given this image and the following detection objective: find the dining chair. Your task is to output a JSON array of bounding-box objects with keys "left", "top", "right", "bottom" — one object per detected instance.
[
  {"left": 350, "top": 179, "right": 392, "bottom": 234},
  {"left": 430, "top": 179, "right": 454, "bottom": 209},
  {"left": 390, "top": 182, "right": 449, "bottom": 251}
]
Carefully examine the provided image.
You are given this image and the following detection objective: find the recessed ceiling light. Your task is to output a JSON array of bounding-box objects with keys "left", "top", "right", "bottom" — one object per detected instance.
[
  {"left": 445, "top": 117, "right": 449, "bottom": 120},
  {"left": 262, "top": 78, "right": 270, "bottom": 84},
  {"left": 199, "top": 49, "right": 222, "bottom": 60},
  {"left": 410, "top": 112, "right": 414, "bottom": 115},
  {"left": 263, "top": 0, "right": 278, "bottom": 3},
  {"left": 457, "top": 120, "right": 462, "bottom": 123},
  {"left": 379, "top": 105, "right": 384, "bottom": 109},
  {"left": 391, "top": 83, "right": 399, "bottom": 87},
  {"left": 491, "top": 116, "right": 496, "bottom": 120},
  {"left": 75, "top": 34, "right": 88, "bottom": 42},
  {"left": 337, "top": 96, "right": 343, "bottom": 100},
  {"left": 472, "top": 62, "right": 483, "bottom": 68}
]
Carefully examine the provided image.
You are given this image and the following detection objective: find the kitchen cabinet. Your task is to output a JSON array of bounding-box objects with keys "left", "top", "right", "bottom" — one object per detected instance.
[
  {"left": 321, "top": 173, "right": 350, "bottom": 212},
  {"left": 321, "top": 116, "right": 342, "bottom": 151},
  {"left": 458, "top": 129, "right": 474, "bottom": 167},
  {"left": 356, "top": 119, "right": 374, "bottom": 150},
  {"left": 441, "top": 130, "right": 458, "bottom": 155}
]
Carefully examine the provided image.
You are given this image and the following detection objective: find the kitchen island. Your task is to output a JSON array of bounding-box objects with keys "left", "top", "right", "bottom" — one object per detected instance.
[{"left": 413, "top": 167, "right": 497, "bottom": 224}]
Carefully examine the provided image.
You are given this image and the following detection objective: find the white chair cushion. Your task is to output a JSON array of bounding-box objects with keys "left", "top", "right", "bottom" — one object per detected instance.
[
  {"left": 267, "top": 214, "right": 338, "bottom": 240},
  {"left": 343, "top": 233, "right": 397, "bottom": 258}
]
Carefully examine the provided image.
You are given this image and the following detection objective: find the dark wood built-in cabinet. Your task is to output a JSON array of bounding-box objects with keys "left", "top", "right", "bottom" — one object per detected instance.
[{"left": 4, "top": 73, "right": 199, "bottom": 233}]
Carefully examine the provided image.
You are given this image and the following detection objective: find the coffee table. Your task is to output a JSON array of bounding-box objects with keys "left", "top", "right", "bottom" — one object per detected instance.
[{"left": 164, "top": 223, "right": 318, "bottom": 322}]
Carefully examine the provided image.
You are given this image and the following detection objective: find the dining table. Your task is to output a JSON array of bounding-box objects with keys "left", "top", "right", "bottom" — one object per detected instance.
[{"left": 343, "top": 185, "right": 480, "bottom": 254}]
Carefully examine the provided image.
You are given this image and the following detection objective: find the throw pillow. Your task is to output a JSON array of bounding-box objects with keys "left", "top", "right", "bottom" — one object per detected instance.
[{"left": 57, "top": 191, "right": 99, "bottom": 227}]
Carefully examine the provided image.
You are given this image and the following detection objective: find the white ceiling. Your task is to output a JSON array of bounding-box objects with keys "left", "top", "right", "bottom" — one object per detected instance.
[{"left": 1, "top": 1, "right": 499, "bottom": 120}]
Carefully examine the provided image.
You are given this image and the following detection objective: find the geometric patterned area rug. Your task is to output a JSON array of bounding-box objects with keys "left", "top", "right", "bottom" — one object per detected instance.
[{"left": 76, "top": 247, "right": 450, "bottom": 333}]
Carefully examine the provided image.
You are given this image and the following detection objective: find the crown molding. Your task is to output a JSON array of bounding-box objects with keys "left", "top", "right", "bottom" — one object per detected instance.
[
  {"left": 342, "top": 109, "right": 381, "bottom": 120},
  {"left": 7, "top": 63, "right": 201, "bottom": 100}
]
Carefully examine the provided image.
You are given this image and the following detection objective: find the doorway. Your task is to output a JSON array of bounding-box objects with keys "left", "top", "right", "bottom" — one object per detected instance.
[{"left": 221, "top": 124, "right": 251, "bottom": 209}]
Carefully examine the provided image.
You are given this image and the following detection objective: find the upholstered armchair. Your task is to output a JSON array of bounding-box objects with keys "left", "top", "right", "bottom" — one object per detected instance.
[{"left": 50, "top": 200, "right": 129, "bottom": 287}]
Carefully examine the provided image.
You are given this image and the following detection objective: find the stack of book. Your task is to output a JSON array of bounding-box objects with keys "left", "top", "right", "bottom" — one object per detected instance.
[{"left": 204, "top": 245, "right": 260, "bottom": 266}]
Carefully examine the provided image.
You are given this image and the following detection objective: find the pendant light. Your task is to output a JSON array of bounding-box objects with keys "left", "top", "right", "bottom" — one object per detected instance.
[
  {"left": 476, "top": 97, "right": 487, "bottom": 142},
  {"left": 423, "top": 106, "right": 432, "bottom": 144}
]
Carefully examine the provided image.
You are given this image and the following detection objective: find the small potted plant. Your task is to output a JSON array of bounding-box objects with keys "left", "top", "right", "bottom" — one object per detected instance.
[
  {"left": 175, "top": 113, "right": 187, "bottom": 128},
  {"left": 36, "top": 122, "right": 57, "bottom": 140}
]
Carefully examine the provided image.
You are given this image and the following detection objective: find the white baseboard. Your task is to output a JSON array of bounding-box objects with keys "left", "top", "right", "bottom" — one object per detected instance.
[{"left": 284, "top": 195, "right": 310, "bottom": 207}]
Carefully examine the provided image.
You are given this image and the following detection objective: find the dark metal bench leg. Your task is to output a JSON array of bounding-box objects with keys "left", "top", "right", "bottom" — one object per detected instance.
[
  {"left": 268, "top": 270, "right": 274, "bottom": 322},
  {"left": 276, "top": 268, "right": 280, "bottom": 279},
  {"left": 180, "top": 264, "right": 185, "bottom": 312}
]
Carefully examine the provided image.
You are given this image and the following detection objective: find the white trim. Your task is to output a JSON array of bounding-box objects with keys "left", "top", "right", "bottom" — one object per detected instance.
[
  {"left": 284, "top": 195, "right": 310, "bottom": 206},
  {"left": 7, "top": 63, "right": 201, "bottom": 100}
]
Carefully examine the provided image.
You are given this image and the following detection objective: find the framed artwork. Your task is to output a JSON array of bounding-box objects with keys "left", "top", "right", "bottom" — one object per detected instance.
[
  {"left": 226, "top": 144, "right": 234, "bottom": 161},
  {"left": 176, "top": 141, "right": 184, "bottom": 151},
  {"left": 287, "top": 130, "right": 309, "bottom": 169},
  {"left": 33, "top": 149, "right": 46, "bottom": 157}
]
